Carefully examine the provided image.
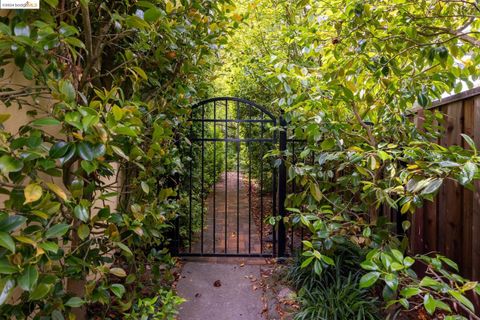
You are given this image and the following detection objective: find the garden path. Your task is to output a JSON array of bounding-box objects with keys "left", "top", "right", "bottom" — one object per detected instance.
[
  {"left": 177, "top": 172, "right": 268, "bottom": 319},
  {"left": 189, "top": 171, "right": 264, "bottom": 255},
  {"left": 176, "top": 261, "right": 265, "bottom": 320}
]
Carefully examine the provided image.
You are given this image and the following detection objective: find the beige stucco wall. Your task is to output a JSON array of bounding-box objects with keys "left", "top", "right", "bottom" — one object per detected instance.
[
  {"left": 0, "top": 61, "right": 119, "bottom": 208},
  {"left": 0, "top": 39, "right": 119, "bottom": 311}
]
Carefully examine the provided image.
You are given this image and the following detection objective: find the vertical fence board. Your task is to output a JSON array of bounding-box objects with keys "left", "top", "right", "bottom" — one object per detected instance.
[
  {"left": 411, "top": 109, "right": 425, "bottom": 253},
  {"left": 411, "top": 88, "right": 480, "bottom": 281},
  {"left": 473, "top": 96, "right": 480, "bottom": 281},
  {"left": 423, "top": 200, "right": 438, "bottom": 252},
  {"left": 462, "top": 98, "right": 474, "bottom": 278},
  {"left": 443, "top": 101, "right": 464, "bottom": 264},
  {"left": 437, "top": 104, "right": 448, "bottom": 255}
]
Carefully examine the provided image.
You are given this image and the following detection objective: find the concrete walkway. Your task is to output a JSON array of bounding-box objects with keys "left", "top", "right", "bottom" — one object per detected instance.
[
  {"left": 176, "top": 261, "right": 264, "bottom": 320},
  {"left": 177, "top": 172, "right": 270, "bottom": 319}
]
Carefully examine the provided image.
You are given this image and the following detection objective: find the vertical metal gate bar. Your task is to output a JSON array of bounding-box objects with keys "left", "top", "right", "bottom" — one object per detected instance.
[
  {"left": 278, "top": 116, "right": 287, "bottom": 257},
  {"left": 224, "top": 99, "right": 228, "bottom": 254},
  {"left": 201, "top": 105, "right": 205, "bottom": 254},
  {"left": 236, "top": 100, "right": 240, "bottom": 254},
  {"left": 248, "top": 104, "right": 252, "bottom": 254},
  {"left": 291, "top": 140, "right": 295, "bottom": 253},
  {"left": 272, "top": 159, "right": 277, "bottom": 256},
  {"left": 260, "top": 114, "right": 264, "bottom": 254},
  {"left": 189, "top": 124, "right": 193, "bottom": 253},
  {"left": 213, "top": 101, "right": 217, "bottom": 253}
]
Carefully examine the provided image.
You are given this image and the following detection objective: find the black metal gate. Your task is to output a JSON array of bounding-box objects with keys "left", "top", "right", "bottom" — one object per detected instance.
[{"left": 174, "top": 97, "right": 287, "bottom": 257}]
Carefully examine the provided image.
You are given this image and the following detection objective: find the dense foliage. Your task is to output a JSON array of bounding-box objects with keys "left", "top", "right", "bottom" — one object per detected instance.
[
  {"left": 0, "top": 0, "right": 235, "bottom": 318},
  {"left": 218, "top": 0, "right": 480, "bottom": 318}
]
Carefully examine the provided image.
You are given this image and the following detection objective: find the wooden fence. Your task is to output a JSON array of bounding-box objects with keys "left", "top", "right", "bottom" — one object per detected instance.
[{"left": 410, "top": 87, "right": 480, "bottom": 281}]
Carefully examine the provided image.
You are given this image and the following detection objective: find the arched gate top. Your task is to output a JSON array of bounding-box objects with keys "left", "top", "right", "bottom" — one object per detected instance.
[{"left": 191, "top": 97, "right": 276, "bottom": 122}]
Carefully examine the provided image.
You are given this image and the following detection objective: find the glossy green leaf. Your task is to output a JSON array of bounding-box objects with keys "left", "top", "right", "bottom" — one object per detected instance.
[
  {"left": 77, "top": 142, "right": 95, "bottom": 161},
  {"left": 0, "top": 259, "right": 17, "bottom": 274},
  {"left": 18, "top": 265, "right": 38, "bottom": 291},
  {"left": 0, "top": 232, "right": 15, "bottom": 253},
  {"left": 423, "top": 293, "right": 436, "bottom": 315},
  {"left": 110, "top": 284, "right": 125, "bottom": 298},
  {"left": 0, "top": 156, "right": 24, "bottom": 174},
  {"left": 59, "top": 80, "right": 76, "bottom": 102},
  {"left": 38, "top": 241, "right": 59, "bottom": 253},
  {"left": 65, "top": 296, "right": 85, "bottom": 308},
  {"left": 45, "top": 223, "right": 70, "bottom": 239},
  {"left": 73, "top": 205, "right": 89, "bottom": 222},
  {"left": 77, "top": 224, "right": 90, "bottom": 240},
  {"left": 0, "top": 215, "right": 26, "bottom": 233},
  {"left": 448, "top": 290, "right": 474, "bottom": 312},
  {"left": 49, "top": 141, "right": 69, "bottom": 159},
  {"left": 29, "top": 283, "right": 52, "bottom": 301},
  {"left": 400, "top": 287, "right": 421, "bottom": 298},
  {"left": 359, "top": 271, "right": 380, "bottom": 288},
  {"left": 30, "top": 118, "right": 61, "bottom": 126}
]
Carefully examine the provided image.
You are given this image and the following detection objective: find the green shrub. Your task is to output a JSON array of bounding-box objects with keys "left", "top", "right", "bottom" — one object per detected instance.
[
  {"left": 294, "top": 271, "right": 381, "bottom": 320},
  {"left": 123, "top": 289, "right": 185, "bottom": 320},
  {"left": 289, "top": 244, "right": 381, "bottom": 320}
]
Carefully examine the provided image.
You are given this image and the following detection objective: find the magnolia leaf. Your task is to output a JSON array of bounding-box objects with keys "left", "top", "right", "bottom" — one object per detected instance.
[
  {"left": 38, "top": 242, "right": 59, "bottom": 253},
  {"left": 461, "top": 134, "right": 477, "bottom": 153},
  {"left": 420, "top": 178, "right": 443, "bottom": 195},
  {"left": 81, "top": 160, "right": 97, "bottom": 175},
  {"left": 49, "top": 141, "right": 69, "bottom": 159},
  {"left": 77, "top": 224, "right": 90, "bottom": 240},
  {"left": 45, "top": 224, "right": 70, "bottom": 239},
  {"left": 46, "top": 183, "right": 68, "bottom": 201},
  {"left": 14, "top": 235, "right": 37, "bottom": 246},
  {"left": 74, "top": 205, "right": 89, "bottom": 222},
  {"left": 448, "top": 290, "right": 474, "bottom": 312},
  {"left": 300, "top": 256, "right": 314, "bottom": 268},
  {"left": 0, "top": 232, "right": 15, "bottom": 253},
  {"left": 110, "top": 284, "right": 126, "bottom": 298},
  {"left": 400, "top": 287, "right": 421, "bottom": 298},
  {"left": 77, "top": 142, "right": 95, "bottom": 161},
  {"left": 65, "top": 297, "right": 85, "bottom": 308},
  {"left": 24, "top": 183, "right": 43, "bottom": 204},
  {"left": 0, "top": 259, "right": 16, "bottom": 274},
  {"left": 0, "top": 215, "right": 26, "bottom": 233},
  {"left": 309, "top": 183, "right": 322, "bottom": 202},
  {"left": 30, "top": 117, "right": 60, "bottom": 126},
  {"left": 359, "top": 271, "right": 380, "bottom": 288},
  {"left": 18, "top": 265, "right": 38, "bottom": 291},
  {"left": 29, "top": 283, "right": 52, "bottom": 301},
  {"left": 111, "top": 145, "right": 129, "bottom": 160},
  {"left": 110, "top": 267, "right": 127, "bottom": 277},
  {"left": 0, "top": 279, "right": 15, "bottom": 305},
  {"left": 59, "top": 80, "right": 76, "bottom": 102},
  {"left": 320, "top": 138, "right": 335, "bottom": 150},
  {"left": 141, "top": 181, "right": 150, "bottom": 194},
  {"left": 423, "top": 293, "right": 436, "bottom": 315},
  {"left": 115, "top": 242, "right": 133, "bottom": 256},
  {"left": 0, "top": 155, "right": 24, "bottom": 174}
]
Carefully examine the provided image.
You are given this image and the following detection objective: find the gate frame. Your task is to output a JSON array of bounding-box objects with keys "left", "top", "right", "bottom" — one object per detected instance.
[{"left": 173, "top": 97, "right": 287, "bottom": 258}]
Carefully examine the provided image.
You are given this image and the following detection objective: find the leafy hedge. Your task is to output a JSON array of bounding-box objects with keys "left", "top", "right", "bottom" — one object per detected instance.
[
  {"left": 219, "top": 0, "right": 480, "bottom": 318},
  {"left": 0, "top": 0, "right": 236, "bottom": 318}
]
